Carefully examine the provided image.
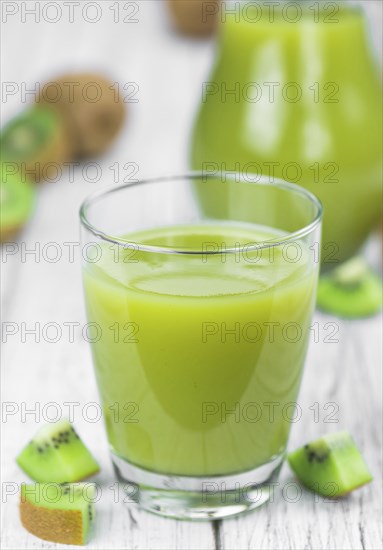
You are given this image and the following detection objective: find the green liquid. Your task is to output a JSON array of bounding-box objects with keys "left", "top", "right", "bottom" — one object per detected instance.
[
  {"left": 83, "top": 223, "right": 317, "bottom": 476},
  {"left": 191, "top": 5, "right": 382, "bottom": 267}
]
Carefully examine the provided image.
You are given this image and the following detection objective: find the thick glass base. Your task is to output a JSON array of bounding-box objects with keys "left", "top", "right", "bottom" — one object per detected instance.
[{"left": 112, "top": 452, "right": 284, "bottom": 520}]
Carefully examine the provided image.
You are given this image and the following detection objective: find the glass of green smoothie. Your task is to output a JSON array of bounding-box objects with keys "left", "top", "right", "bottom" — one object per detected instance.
[{"left": 80, "top": 173, "right": 322, "bottom": 520}]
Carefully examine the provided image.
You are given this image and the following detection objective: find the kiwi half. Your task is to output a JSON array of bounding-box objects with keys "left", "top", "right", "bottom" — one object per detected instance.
[
  {"left": 20, "top": 482, "right": 95, "bottom": 546},
  {"left": 288, "top": 432, "right": 372, "bottom": 497},
  {"left": 0, "top": 106, "right": 71, "bottom": 183},
  {"left": 38, "top": 73, "right": 125, "bottom": 158},
  {"left": 317, "top": 257, "right": 382, "bottom": 318},
  {"left": 167, "top": 0, "right": 220, "bottom": 37},
  {"left": 0, "top": 168, "right": 35, "bottom": 242},
  {"left": 17, "top": 420, "right": 100, "bottom": 483}
]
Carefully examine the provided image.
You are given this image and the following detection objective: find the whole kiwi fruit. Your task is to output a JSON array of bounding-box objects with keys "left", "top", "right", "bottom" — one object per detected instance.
[
  {"left": 167, "top": 0, "right": 220, "bottom": 37},
  {"left": 37, "top": 73, "right": 125, "bottom": 158}
]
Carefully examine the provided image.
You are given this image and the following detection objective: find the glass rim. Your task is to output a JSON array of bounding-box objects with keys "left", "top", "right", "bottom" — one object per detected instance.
[{"left": 79, "top": 172, "right": 323, "bottom": 255}]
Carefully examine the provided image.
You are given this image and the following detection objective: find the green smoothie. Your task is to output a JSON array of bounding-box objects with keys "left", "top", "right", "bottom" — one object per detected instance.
[
  {"left": 83, "top": 222, "right": 317, "bottom": 476},
  {"left": 191, "top": 4, "right": 382, "bottom": 267}
]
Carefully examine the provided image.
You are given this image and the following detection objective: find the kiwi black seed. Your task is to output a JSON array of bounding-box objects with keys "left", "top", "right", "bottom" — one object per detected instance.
[
  {"left": 167, "top": 0, "right": 220, "bottom": 37},
  {"left": 288, "top": 432, "right": 373, "bottom": 497},
  {"left": 16, "top": 420, "right": 100, "bottom": 483},
  {"left": 304, "top": 445, "right": 329, "bottom": 463}
]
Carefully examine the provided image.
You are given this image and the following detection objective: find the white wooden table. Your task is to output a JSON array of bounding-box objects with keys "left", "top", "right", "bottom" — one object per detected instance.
[{"left": 1, "top": 2, "right": 382, "bottom": 548}]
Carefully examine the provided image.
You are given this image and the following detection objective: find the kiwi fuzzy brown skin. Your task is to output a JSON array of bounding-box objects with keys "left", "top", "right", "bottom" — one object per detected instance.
[
  {"left": 167, "top": 0, "right": 220, "bottom": 37},
  {"left": 37, "top": 73, "right": 126, "bottom": 159},
  {"left": 20, "top": 483, "right": 95, "bottom": 546},
  {"left": 20, "top": 498, "right": 85, "bottom": 546}
]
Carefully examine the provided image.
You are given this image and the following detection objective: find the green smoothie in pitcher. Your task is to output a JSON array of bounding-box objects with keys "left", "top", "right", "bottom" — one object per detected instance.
[
  {"left": 191, "top": 3, "right": 382, "bottom": 267},
  {"left": 83, "top": 222, "right": 317, "bottom": 476}
]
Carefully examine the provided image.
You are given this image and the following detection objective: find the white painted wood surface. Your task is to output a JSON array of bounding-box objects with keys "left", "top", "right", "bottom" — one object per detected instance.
[{"left": 1, "top": 2, "right": 382, "bottom": 549}]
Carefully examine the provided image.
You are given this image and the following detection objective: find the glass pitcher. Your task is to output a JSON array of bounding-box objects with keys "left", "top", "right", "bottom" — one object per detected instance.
[{"left": 191, "top": 0, "right": 382, "bottom": 269}]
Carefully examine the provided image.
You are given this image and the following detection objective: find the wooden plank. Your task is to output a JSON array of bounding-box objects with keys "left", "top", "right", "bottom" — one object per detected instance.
[{"left": 220, "top": 313, "right": 383, "bottom": 550}]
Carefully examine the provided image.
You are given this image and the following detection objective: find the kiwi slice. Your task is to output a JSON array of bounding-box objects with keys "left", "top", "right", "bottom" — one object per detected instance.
[
  {"left": 167, "top": 0, "right": 220, "bottom": 37},
  {"left": 317, "top": 257, "right": 382, "bottom": 318},
  {"left": 288, "top": 432, "right": 372, "bottom": 497},
  {"left": 17, "top": 420, "right": 100, "bottom": 483},
  {"left": 38, "top": 73, "right": 125, "bottom": 158},
  {"left": 0, "top": 169, "right": 35, "bottom": 242},
  {"left": 20, "top": 482, "right": 95, "bottom": 545},
  {"left": 0, "top": 106, "right": 71, "bottom": 183}
]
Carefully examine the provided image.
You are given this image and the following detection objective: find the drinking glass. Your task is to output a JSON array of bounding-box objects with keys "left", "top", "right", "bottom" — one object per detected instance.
[{"left": 80, "top": 173, "right": 322, "bottom": 520}]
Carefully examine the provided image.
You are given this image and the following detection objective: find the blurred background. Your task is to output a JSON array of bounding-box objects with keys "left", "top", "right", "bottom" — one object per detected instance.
[
  {"left": 2, "top": 1, "right": 218, "bottom": 177},
  {"left": 1, "top": 0, "right": 382, "bottom": 259},
  {"left": 1, "top": 0, "right": 382, "bottom": 306},
  {"left": 1, "top": 0, "right": 382, "bottom": 179}
]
